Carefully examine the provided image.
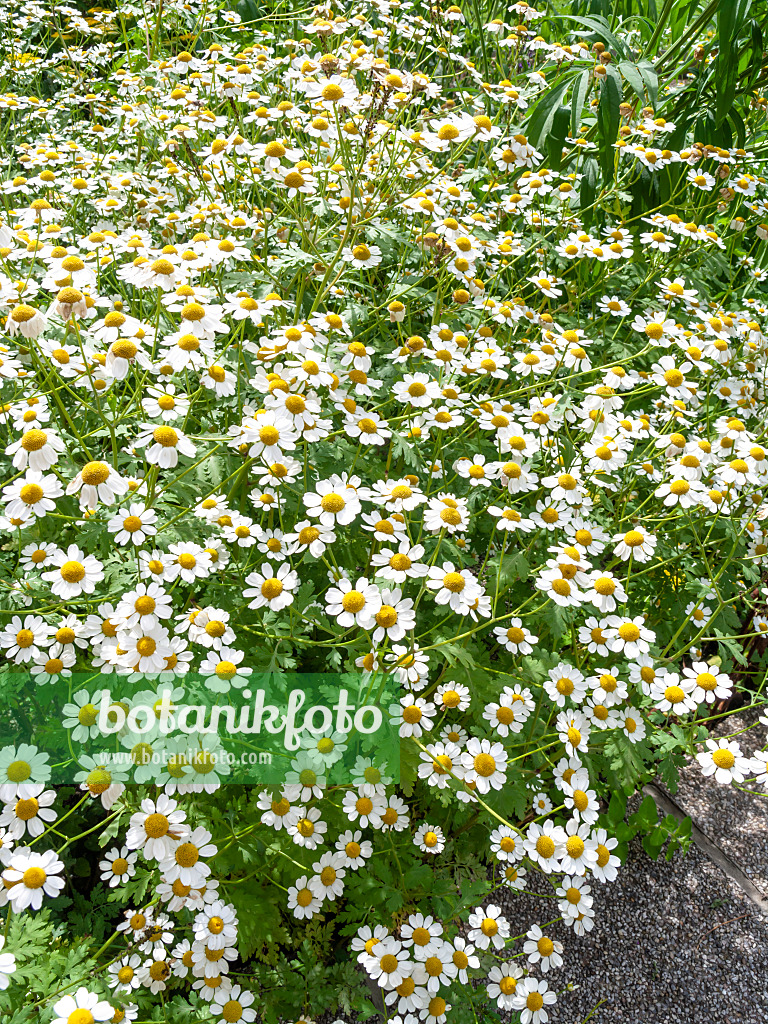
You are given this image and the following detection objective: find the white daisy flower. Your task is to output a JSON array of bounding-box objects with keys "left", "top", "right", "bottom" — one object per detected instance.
[{"left": 697, "top": 738, "right": 752, "bottom": 784}]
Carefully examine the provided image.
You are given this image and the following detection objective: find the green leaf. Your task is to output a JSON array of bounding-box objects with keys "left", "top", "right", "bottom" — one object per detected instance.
[
  {"left": 437, "top": 641, "right": 476, "bottom": 669},
  {"left": 385, "top": 889, "right": 404, "bottom": 912},
  {"left": 634, "top": 795, "right": 659, "bottom": 829},
  {"left": 0, "top": 1009, "right": 35, "bottom": 1024},
  {"left": 389, "top": 432, "right": 422, "bottom": 470},
  {"left": 570, "top": 69, "right": 591, "bottom": 138},
  {"left": 580, "top": 157, "right": 599, "bottom": 228},
  {"left": 614, "top": 822, "right": 635, "bottom": 843},
  {"left": 718, "top": 0, "right": 751, "bottom": 69},
  {"left": 228, "top": 886, "right": 288, "bottom": 960},
  {"left": 399, "top": 737, "right": 421, "bottom": 797},
  {"left": 607, "top": 790, "right": 627, "bottom": 826},
  {"left": 505, "top": 550, "right": 529, "bottom": 583},
  {"left": 711, "top": 630, "right": 749, "bottom": 666},
  {"left": 617, "top": 60, "right": 646, "bottom": 104},
  {"left": 636, "top": 60, "right": 658, "bottom": 109},
  {"left": 716, "top": 0, "right": 752, "bottom": 124},
  {"left": 6, "top": 907, "right": 52, "bottom": 963},
  {"left": 642, "top": 830, "right": 666, "bottom": 860},
  {"left": 404, "top": 864, "right": 433, "bottom": 890},
  {"left": 281, "top": 243, "right": 319, "bottom": 269},
  {"left": 547, "top": 104, "right": 570, "bottom": 172},
  {"left": 449, "top": 877, "right": 490, "bottom": 915},
  {"left": 526, "top": 76, "right": 574, "bottom": 148},
  {"left": 98, "top": 806, "right": 126, "bottom": 847},
  {"left": 556, "top": 14, "right": 628, "bottom": 59},
  {"left": 597, "top": 65, "right": 622, "bottom": 183},
  {"left": 658, "top": 750, "right": 685, "bottom": 794}
]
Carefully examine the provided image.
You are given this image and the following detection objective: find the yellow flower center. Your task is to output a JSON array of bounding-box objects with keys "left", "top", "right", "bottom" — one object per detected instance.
[
  {"left": 440, "top": 507, "right": 462, "bottom": 526},
  {"left": 153, "top": 426, "right": 178, "bottom": 447},
  {"left": 473, "top": 753, "right": 496, "bottom": 777},
  {"left": 296, "top": 887, "right": 313, "bottom": 907},
  {"left": 535, "top": 835, "right": 555, "bottom": 859},
  {"left": 112, "top": 339, "right": 137, "bottom": 360},
  {"left": 144, "top": 812, "right": 169, "bottom": 837},
  {"left": 594, "top": 577, "right": 616, "bottom": 595},
  {"left": 320, "top": 492, "right": 345, "bottom": 513},
  {"left": 618, "top": 623, "right": 640, "bottom": 641},
  {"left": 11, "top": 304, "right": 37, "bottom": 323},
  {"left": 442, "top": 571, "right": 465, "bottom": 592},
  {"left": 438, "top": 124, "right": 459, "bottom": 140},
  {"left": 573, "top": 789, "right": 589, "bottom": 811},
  {"left": 135, "top": 637, "right": 156, "bottom": 657},
  {"left": 341, "top": 589, "right": 366, "bottom": 613},
  {"left": 669, "top": 479, "right": 690, "bottom": 495},
  {"left": 149, "top": 960, "right": 169, "bottom": 981},
  {"left": 175, "top": 842, "right": 199, "bottom": 867},
  {"left": 15, "top": 796, "right": 39, "bottom": 820},
  {"left": 380, "top": 953, "right": 399, "bottom": 973},
  {"left": 6, "top": 759, "right": 31, "bottom": 782},
  {"left": 221, "top": 1000, "right": 243, "bottom": 1023},
  {"left": 60, "top": 560, "right": 86, "bottom": 582},
  {"left": 67, "top": 1011, "right": 95, "bottom": 1024},
  {"left": 22, "top": 867, "right": 47, "bottom": 889},
  {"left": 81, "top": 461, "right": 110, "bottom": 485},
  {"left": 20, "top": 483, "right": 44, "bottom": 504},
  {"left": 181, "top": 304, "right": 205, "bottom": 323},
  {"left": 391, "top": 485, "right": 413, "bottom": 500},
  {"left": 712, "top": 748, "right": 735, "bottom": 769},
  {"left": 259, "top": 425, "right": 280, "bottom": 446},
  {"left": 15, "top": 629, "right": 35, "bottom": 649},
  {"left": 376, "top": 605, "right": 398, "bottom": 628},
  {"left": 76, "top": 703, "right": 98, "bottom": 726},
  {"left": 21, "top": 429, "right": 47, "bottom": 451},
  {"left": 261, "top": 578, "right": 284, "bottom": 600}
]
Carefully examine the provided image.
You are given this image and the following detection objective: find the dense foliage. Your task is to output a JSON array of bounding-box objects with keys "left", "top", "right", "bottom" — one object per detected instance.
[{"left": 0, "top": 0, "right": 767, "bottom": 1022}]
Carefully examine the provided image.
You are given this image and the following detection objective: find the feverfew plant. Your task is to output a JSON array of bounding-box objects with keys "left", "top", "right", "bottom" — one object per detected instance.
[{"left": 0, "top": 0, "right": 767, "bottom": 1022}]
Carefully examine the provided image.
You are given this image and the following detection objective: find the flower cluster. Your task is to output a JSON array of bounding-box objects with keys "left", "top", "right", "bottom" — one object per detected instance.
[{"left": 0, "top": 0, "right": 767, "bottom": 1020}]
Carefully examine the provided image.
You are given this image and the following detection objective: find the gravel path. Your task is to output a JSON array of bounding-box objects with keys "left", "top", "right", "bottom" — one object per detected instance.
[
  {"left": 495, "top": 837, "right": 768, "bottom": 1024},
  {"left": 324, "top": 712, "right": 768, "bottom": 1024},
  {"left": 496, "top": 710, "right": 768, "bottom": 1023},
  {"left": 667, "top": 710, "right": 768, "bottom": 889},
  {"left": 331, "top": 825, "right": 768, "bottom": 1024}
]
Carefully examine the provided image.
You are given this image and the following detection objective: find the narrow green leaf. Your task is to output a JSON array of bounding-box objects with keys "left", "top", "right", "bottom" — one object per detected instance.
[
  {"left": 546, "top": 104, "right": 570, "bottom": 171},
  {"left": 728, "top": 106, "right": 747, "bottom": 149},
  {"left": 637, "top": 59, "right": 658, "bottom": 109},
  {"left": 718, "top": 0, "right": 750, "bottom": 67},
  {"left": 716, "top": 0, "right": 752, "bottom": 123},
  {"left": 570, "top": 68, "right": 591, "bottom": 138},
  {"left": 556, "top": 14, "right": 628, "bottom": 59},
  {"left": 580, "top": 156, "right": 599, "bottom": 227},
  {"left": 617, "top": 59, "right": 646, "bottom": 104},
  {"left": 597, "top": 65, "right": 621, "bottom": 183},
  {"left": 526, "top": 76, "right": 573, "bottom": 148}
]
